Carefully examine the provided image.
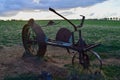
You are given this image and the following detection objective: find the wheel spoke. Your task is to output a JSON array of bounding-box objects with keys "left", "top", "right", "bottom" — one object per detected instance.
[{"left": 22, "top": 25, "right": 38, "bottom": 56}]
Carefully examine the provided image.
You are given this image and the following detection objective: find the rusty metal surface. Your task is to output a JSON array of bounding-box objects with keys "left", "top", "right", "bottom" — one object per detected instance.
[
  {"left": 47, "top": 20, "right": 55, "bottom": 26},
  {"left": 72, "top": 52, "right": 90, "bottom": 69},
  {"left": 56, "top": 28, "right": 72, "bottom": 42},
  {"left": 42, "top": 20, "right": 61, "bottom": 27},
  {"left": 44, "top": 20, "right": 60, "bottom": 27},
  {"left": 22, "top": 19, "right": 47, "bottom": 57}
]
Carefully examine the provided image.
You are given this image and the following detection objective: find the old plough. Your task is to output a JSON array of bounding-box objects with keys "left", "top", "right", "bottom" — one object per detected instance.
[{"left": 22, "top": 8, "right": 102, "bottom": 74}]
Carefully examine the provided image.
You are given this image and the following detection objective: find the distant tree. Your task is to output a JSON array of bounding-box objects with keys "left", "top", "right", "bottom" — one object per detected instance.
[
  {"left": 115, "top": 17, "right": 119, "bottom": 20},
  {"left": 113, "top": 17, "right": 116, "bottom": 20},
  {"left": 103, "top": 18, "right": 107, "bottom": 20},
  {"left": 110, "top": 17, "right": 112, "bottom": 20},
  {"left": 11, "top": 19, "right": 16, "bottom": 21}
]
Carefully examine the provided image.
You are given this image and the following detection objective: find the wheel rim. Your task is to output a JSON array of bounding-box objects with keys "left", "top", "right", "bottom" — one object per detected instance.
[
  {"left": 22, "top": 19, "right": 47, "bottom": 57},
  {"left": 72, "top": 51, "right": 102, "bottom": 74},
  {"left": 22, "top": 24, "right": 39, "bottom": 56}
]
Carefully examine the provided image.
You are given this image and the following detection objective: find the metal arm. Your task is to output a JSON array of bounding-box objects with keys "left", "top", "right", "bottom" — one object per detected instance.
[
  {"left": 49, "top": 8, "right": 77, "bottom": 31},
  {"left": 77, "top": 15, "right": 85, "bottom": 28}
]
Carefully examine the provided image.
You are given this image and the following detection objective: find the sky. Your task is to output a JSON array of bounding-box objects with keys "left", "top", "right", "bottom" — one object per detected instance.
[{"left": 0, "top": 0, "right": 120, "bottom": 20}]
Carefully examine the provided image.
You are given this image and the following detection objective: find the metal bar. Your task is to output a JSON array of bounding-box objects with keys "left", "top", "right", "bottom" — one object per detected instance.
[
  {"left": 78, "top": 15, "right": 85, "bottom": 28},
  {"left": 79, "top": 30, "right": 81, "bottom": 39},
  {"left": 84, "top": 43, "right": 100, "bottom": 52},
  {"left": 72, "top": 32, "right": 75, "bottom": 45}
]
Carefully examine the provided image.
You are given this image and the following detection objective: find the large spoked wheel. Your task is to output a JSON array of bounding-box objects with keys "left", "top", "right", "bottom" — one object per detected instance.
[
  {"left": 22, "top": 24, "right": 38, "bottom": 56},
  {"left": 22, "top": 19, "right": 47, "bottom": 57},
  {"left": 72, "top": 51, "right": 102, "bottom": 74}
]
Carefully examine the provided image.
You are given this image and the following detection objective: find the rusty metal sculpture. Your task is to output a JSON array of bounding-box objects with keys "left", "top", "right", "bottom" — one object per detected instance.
[
  {"left": 43, "top": 20, "right": 60, "bottom": 27},
  {"left": 22, "top": 8, "right": 102, "bottom": 73}
]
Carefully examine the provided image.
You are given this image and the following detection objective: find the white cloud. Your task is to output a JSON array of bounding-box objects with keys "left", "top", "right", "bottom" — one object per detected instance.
[
  {"left": 65, "top": 0, "right": 120, "bottom": 19},
  {"left": 33, "top": 0, "right": 40, "bottom": 4},
  {"left": 0, "top": 0, "right": 120, "bottom": 20},
  {"left": 0, "top": 0, "right": 106, "bottom": 17}
]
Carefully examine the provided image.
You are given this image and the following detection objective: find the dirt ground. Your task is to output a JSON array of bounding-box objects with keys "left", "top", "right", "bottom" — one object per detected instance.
[
  {"left": 0, "top": 45, "right": 120, "bottom": 79},
  {"left": 0, "top": 45, "right": 73, "bottom": 79}
]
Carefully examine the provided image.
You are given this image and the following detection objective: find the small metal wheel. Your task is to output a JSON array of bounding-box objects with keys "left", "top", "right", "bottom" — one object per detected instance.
[
  {"left": 72, "top": 50, "right": 102, "bottom": 74},
  {"left": 22, "top": 19, "right": 47, "bottom": 57},
  {"left": 56, "top": 28, "right": 72, "bottom": 42},
  {"left": 56, "top": 28, "right": 72, "bottom": 54}
]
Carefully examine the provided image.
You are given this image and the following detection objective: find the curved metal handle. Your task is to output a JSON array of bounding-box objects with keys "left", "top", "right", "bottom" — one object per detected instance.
[
  {"left": 49, "top": 8, "right": 56, "bottom": 13},
  {"left": 77, "top": 15, "right": 85, "bottom": 28},
  {"left": 49, "top": 7, "right": 77, "bottom": 31},
  {"left": 80, "top": 15, "right": 85, "bottom": 27}
]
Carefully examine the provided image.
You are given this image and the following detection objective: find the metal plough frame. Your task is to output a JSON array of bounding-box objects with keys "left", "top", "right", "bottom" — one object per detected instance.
[{"left": 22, "top": 8, "right": 103, "bottom": 73}]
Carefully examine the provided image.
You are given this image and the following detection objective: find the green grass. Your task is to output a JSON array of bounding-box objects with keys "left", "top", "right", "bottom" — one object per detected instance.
[
  {"left": 38, "top": 19, "right": 120, "bottom": 56},
  {"left": 0, "top": 20, "right": 26, "bottom": 46},
  {"left": 0, "top": 19, "right": 120, "bottom": 79},
  {"left": 4, "top": 72, "right": 66, "bottom": 80},
  {"left": 4, "top": 65, "right": 120, "bottom": 80},
  {"left": 82, "top": 20, "right": 120, "bottom": 58},
  {"left": 4, "top": 73, "right": 38, "bottom": 80},
  {"left": 103, "top": 65, "right": 120, "bottom": 80}
]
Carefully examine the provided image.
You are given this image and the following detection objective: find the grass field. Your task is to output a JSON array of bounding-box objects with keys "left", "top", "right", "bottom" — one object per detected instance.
[{"left": 0, "top": 19, "right": 120, "bottom": 80}]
